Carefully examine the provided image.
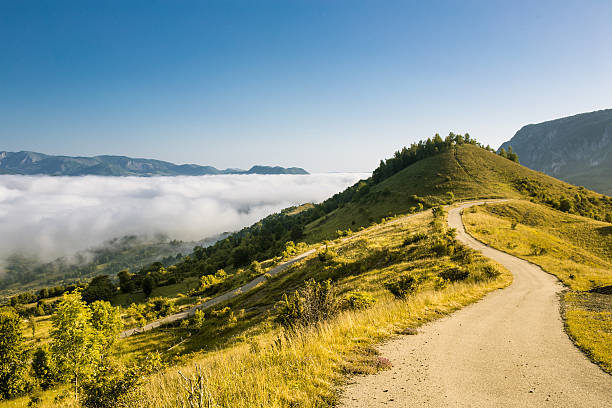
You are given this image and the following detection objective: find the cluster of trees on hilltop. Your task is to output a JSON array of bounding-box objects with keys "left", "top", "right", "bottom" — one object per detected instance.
[{"left": 373, "top": 133, "right": 482, "bottom": 183}]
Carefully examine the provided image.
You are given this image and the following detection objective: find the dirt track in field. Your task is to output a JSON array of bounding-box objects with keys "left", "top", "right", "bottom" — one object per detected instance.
[{"left": 340, "top": 201, "right": 611, "bottom": 407}]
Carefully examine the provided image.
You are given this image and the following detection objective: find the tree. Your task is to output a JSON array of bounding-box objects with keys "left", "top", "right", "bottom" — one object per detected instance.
[
  {"left": 559, "top": 197, "right": 573, "bottom": 212},
  {"left": 506, "top": 146, "right": 519, "bottom": 163},
  {"left": 117, "top": 270, "right": 135, "bottom": 294},
  {"left": 142, "top": 276, "right": 155, "bottom": 298},
  {"left": 0, "top": 307, "right": 30, "bottom": 400},
  {"left": 89, "top": 301, "right": 123, "bottom": 352},
  {"left": 32, "top": 346, "right": 57, "bottom": 390},
  {"left": 50, "top": 291, "right": 100, "bottom": 399},
  {"left": 82, "top": 275, "right": 116, "bottom": 303}
]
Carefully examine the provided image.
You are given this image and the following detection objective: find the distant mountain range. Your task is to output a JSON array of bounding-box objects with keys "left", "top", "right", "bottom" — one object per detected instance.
[
  {"left": 499, "top": 109, "right": 612, "bottom": 195},
  {"left": 0, "top": 151, "right": 309, "bottom": 176}
]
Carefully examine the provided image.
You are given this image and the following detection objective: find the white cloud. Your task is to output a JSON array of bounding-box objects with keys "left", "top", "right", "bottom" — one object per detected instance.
[{"left": 0, "top": 173, "right": 367, "bottom": 263}]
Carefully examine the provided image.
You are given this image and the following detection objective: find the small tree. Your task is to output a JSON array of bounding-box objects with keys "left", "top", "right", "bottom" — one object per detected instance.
[
  {"left": 142, "top": 276, "right": 155, "bottom": 298},
  {"left": 32, "top": 346, "right": 57, "bottom": 390},
  {"left": 117, "top": 270, "right": 135, "bottom": 294},
  {"left": 82, "top": 275, "right": 116, "bottom": 303},
  {"left": 50, "top": 291, "right": 100, "bottom": 400},
  {"left": 0, "top": 307, "right": 30, "bottom": 400},
  {"left": 90, "top": 301, "right": 123, "bottom": 353}
]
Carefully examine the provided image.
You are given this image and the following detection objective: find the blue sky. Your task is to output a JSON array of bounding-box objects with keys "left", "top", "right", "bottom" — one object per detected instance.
[{"left": 1, "top": 1, "right": 611, "bottom": 172}]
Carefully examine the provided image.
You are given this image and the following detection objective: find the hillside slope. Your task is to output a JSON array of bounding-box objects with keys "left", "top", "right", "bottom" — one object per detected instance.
[
  {"left": 306, "top": 143, "right": 612, "bottom": 240},
  {"left": 0, "top": 151, "right": 308, "bottom": 176},
  {"left": 499, "top": 109, "right": 612, "bottom": 195}
]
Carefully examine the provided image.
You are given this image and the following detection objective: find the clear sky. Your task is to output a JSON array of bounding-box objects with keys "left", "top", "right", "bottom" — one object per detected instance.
[{"left": 1, "top": 1, "right": 611, "bottom": 172}]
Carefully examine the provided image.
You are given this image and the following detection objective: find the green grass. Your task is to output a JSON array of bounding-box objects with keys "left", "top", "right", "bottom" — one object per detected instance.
[
  {"left": 305, "top": 144, "right": 612, "bottom": 242},
  {"left": 463, "top": 200, "right": 612, "bottom": 373},
  {"left": 463, "top": 200, "right": 612, "bottom": 290}
]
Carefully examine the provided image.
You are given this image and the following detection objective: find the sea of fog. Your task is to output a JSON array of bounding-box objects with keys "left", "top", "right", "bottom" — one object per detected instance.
[{"left": 0, "top": 173, "right": 368, "bottom": 264}]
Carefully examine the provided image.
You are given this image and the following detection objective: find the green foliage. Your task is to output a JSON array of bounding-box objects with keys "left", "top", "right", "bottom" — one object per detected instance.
[
  {"left": 118, "top": 270, "right": 135, "bottom": 294},
  {"left": 142, "top": 275, "right": 155, "bottom": 298},
  {"left": 79, "top": 364, "right": 141, "bottom": 408},
  {"left": 31, "top": 346, "right": 57, "bottom": 390},
  {"left": 0, "top": 307, "right": 31, "bottom": 400},
  {"left": 372, "top": 132, "right": 479, "bottom": 183},
  {"left": 385, "top": 275, "right": 424, "bottom": 298},
  {"left": 340, "top": 292, "right": 376, "bottom": 311},
  {"left": 50, "top": 291, "right": 99, "bottom": 396},
  {"left": 431, "top": 205, "right": 447, "bottom": 219},
  {"left": 147, "top": 297, "right": 176, "bottom": 318},
  {"left": 90, "top": 301, "right": 124, "bottom": 351},
  {"left": 438, "top": 267, "right": 469, "bottom": 282},
  {"left": 402, "top": 232, "right": 427, "bottom": 246},
  {"left": 82, "top": 275, "right": 117, "bottom": 303},
  {"left": 276, "top": 279, "right": 337, "bottom": 330},
  {"left": 192, "top": 309, "right": 206, "bottom": 330}
]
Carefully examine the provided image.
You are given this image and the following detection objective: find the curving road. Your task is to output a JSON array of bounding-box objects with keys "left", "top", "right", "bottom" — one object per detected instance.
[{"left": 341, "top": 201, "right": 611, "bottom": 407}]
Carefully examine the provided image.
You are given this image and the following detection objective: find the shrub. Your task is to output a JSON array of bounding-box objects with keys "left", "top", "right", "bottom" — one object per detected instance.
[
  {"left": 530, "top": 244, "right": 547, "bottom": 255},
  {"left": 482, "top": 265, "right": 500, "bottom": 279},
  {"left": 431, "top": 205, "right": 446, "bottom": 219},
  {"left": 341, "top": 292, "right": 376, "bottom": 310},
  {"left": 276, "top": 279, "right": 337, "bottom": 329},
  {"left": 431, "top": 238, "right": 455, "bottom": 256},
  {"left": 31, "top": 346, "right": 58, "bottom": 390},
  {"left": 192, "top": 310, "right": 206, "bottom": 330},
  {"left": 385, "top": 275, "right": 423, "bottom": 298},
  {"left": 403, "top": 232, "right": 427, "bottom": 246},
  {"left": 510, "top": 218, "right": 518, "bottom": 229},
  {"left": 317, "top": 246, "right": 337, "bottom": 263},
  {"left": 439, "top": 267, "right": 469, "bottom": 282},
  {"left": 80, "top": 366, "right": 141, "bottom": 408},
  {"left": 147, "top": 297, "right": 176, "bottom": 318}
]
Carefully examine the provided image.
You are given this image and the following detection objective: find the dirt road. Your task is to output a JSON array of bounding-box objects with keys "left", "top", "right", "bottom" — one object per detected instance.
[{"left": 341, "top": 201, "right": 611, "bottom": 407}]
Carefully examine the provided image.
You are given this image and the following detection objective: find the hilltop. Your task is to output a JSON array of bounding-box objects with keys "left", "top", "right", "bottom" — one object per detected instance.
[
  {"left": 0, "top": 151, "right": 308, "bottom": 176},
  {"left": 499, "top": 109, "right": 612, "bottom": 195}
]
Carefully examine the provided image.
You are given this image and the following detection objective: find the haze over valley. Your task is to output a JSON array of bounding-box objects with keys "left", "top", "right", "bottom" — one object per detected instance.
[{"left": 0, "top": 173, "right": 365, "bottom": 266}]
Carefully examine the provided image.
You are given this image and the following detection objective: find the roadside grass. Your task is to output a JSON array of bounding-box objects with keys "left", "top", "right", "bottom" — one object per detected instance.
[
  {"left": 462, "top": 200, "right": 612, "bottom": 290},
  {"left": 3, "top": 209, "right": 511, "bottom": 407},
  {"left": 463, "top": 200, "right": 612, "bottom": 373},
  {"left": 564, "top": 291, "right": 612, "bottom": 373},
  {"left": 136, "top": 279, "right": 510, "bottom": 408}
]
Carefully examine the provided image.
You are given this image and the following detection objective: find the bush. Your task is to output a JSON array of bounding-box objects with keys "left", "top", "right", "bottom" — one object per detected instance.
[
  {"left": 385, "top": 275, "right": 423, "bottom": 298},
  {"left": 341, "top": 292, "right": 376, "bottom": 310},
  {"left": 431, "top": 238, "right": 455, "bottom": 256},
  {"left": 482, "top": 264, "right": 501, "bottom": 279},
  {"left": 276, "top": 279, "right": 337, "bottom": 329},
  {"left": 80, "top": 366, "right": 141, "bottom": 408},
  {"left": 317, "top": 246, "right": 337, "bottom": 263},
  {"left": 431, "top": 205, "right": 446, "bottom": 219},
  {"left": 31, "top": 346, "right": 58, "bottom": 390},
  {"left": 147, "top": 297, "right": 176, "bottom": 318},
  {"left": 403, "top": 232, "right": 427, "bottom": 246},
  {"left": 439, "top": 267, "right": 469, "bottom": 282}
]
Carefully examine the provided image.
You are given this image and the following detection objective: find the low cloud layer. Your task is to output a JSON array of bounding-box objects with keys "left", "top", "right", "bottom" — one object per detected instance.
[{"left": 0, "top": 173, "right": 367, "bottom": 263}]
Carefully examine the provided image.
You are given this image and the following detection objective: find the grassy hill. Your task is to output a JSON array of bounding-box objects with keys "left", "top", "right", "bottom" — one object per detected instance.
[{"left": 306, "top": 143, "right": 612, "bottom": 241}]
